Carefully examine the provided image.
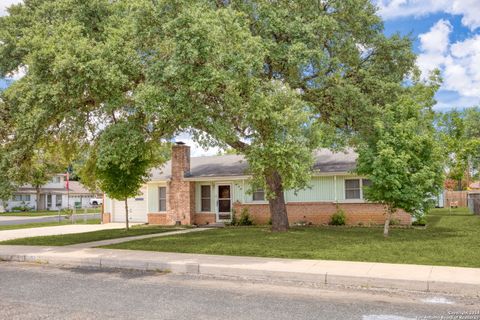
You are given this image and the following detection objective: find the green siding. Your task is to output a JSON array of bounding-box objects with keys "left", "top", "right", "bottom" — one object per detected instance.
[
  {"left": 233, "top": 181, "right": 245, "bottom": 203},
  {"left": 285, "top": 176, "right": 336, "bottom": 202},
  {"left": 147, "top": 182, "right": 166, "bottom": 212},
  {"left": 184, "top": 175, "right": 366, "bottom": 211}
]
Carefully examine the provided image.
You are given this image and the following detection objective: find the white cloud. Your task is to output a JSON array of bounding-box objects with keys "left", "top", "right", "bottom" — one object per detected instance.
[
  {"left": 418, "top": 20, "right": 480, "bottom": 103},
  {"left": 376, "top": 0, "right": 448, "bottom": 20},
  {"left": 419, "top": 19, "right": 452, "bottom": 54},
  {"left": 0, "top": 0, "right": 22, "bottom": 17},
  {"left": 376, "top": 0, "right": 480, "bottom": 31},
  {"left": 416, "top": 20, "right": 451, "bottom": 77},
  {"left": 5, "top": 65, "right": 26, "bottom": 80}
]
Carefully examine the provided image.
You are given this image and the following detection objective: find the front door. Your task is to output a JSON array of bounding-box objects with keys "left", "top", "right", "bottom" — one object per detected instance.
[{"left": 217, "top": 184, "right": 232, "bottom": 221}]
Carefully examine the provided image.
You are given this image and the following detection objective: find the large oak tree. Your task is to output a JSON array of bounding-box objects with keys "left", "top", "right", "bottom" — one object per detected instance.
[{"left": 1, "top": 0, "right": 419, "bottom": 231}]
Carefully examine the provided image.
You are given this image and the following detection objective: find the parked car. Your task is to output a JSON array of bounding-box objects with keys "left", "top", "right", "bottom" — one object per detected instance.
[{"left": 89, "top": 198, "right": 103, "bottom": 206}]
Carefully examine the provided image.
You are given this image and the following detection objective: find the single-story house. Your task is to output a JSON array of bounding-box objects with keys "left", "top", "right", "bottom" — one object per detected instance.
[
  {"left": 1, "top": 174, "right": 102, "bottom": 212},
  {"left": 103, "top": 143, "right": 411, "bottom": 226}
]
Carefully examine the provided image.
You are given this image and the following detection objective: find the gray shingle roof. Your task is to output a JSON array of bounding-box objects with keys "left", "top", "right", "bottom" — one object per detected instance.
[{"left": 150, "top": 148, "right": 357, "bottom": 181}]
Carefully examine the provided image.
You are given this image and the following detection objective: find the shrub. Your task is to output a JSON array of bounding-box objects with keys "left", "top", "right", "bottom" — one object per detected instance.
[
  {"left": 11, "top": 204, "right": 32, "bottom": 212},
  {"left": 330, "top": 209, "right": 346, "bottom": 226},
  {"left": 229, "top": 209, "right": 238, "bottom": 226},
  {"left": 389, "top": 218, "right": 401, "bottom": 226},
  {"left": 412, "top": 215, "right": 427, "bottom": 226},
  {"left": 237, "top": 208, "right": 254, "bottom": 226}
]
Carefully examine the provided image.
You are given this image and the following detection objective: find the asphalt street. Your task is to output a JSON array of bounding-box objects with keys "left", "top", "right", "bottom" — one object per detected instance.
[
  {"left": 0, "top": 262, "right": 478, "bottom": 320},
  {"left": 0, "top": 213, "right": 101, "bottom": 225}
]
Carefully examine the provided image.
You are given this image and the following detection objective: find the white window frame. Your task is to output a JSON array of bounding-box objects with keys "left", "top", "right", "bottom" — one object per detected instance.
[
  {"left": 252, "top": 189, "right": 265, "bottom": 202},
  {"left": 345, "top": 179, "right": 361, "bottom": 200},
  {"left": 200, "top": 185, "right": 212, "bottom": 212},
  {"left": 158, "top": 187, "right": 167, "bottom": 212}
]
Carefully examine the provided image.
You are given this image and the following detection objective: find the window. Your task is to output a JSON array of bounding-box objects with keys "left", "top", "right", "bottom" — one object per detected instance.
[
  {"left": 55, "top": 195, "right": 62, "bottom": 207},
  {"left": 345, "top": 179, "right": 361, "bottom": 199},
  {"left": 12, "top": 194, "right": 30, "bottom": 201},
  {"left": 201, "top": 185, "right": 211, "bottom": 212},
  {"left": 158, "top": 187, "right": 167, "bottom": 212},
  {"left": 47, "top": 194, "right": 52, "bottom": 208},
  {"left": 52, "top": 176, "right": 62, "bottom": 183},
  {"left": 252, "top": 189, "right": 265, "bottom": 201}
]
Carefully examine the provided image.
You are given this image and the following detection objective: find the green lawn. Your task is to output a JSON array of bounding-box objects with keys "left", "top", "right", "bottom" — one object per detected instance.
[
  {"left": 0, "top": 208, "right": 101, "bottom": 216},
  {"left": 103, "top": 208, "right": 480, "bottom": 268},
  {"left": 0, "top": 219, "right": 101, "bottom": 231},
  {"left": 0, "top": 225, "right": 180, "bottom": 246}
]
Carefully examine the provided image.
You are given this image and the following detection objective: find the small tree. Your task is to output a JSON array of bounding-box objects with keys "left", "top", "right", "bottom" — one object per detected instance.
[
  {"left": 94, "top": 122, "right": 155, "bottom": 230},
  {"left": 356, "top": 87, "right": 444, "bottom": 237}
]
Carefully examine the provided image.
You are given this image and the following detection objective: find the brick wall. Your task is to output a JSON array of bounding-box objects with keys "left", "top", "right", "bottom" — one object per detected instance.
[
  {"left": 194, "top": 213, "right": 217, "bottom": 225},
  {"left": 148, "top": 213, "right": 169, "bottom": 225},
  {"left": 102, "top": 212, "right": 111, "bottom": 224},
  {"left": 233, "top": 202, "right": 411, "bottom": 226}
]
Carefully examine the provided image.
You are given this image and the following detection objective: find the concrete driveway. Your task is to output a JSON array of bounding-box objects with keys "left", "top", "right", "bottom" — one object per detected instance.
[{"left": 0, "top": 223, "right": 138, "bottom": 242}]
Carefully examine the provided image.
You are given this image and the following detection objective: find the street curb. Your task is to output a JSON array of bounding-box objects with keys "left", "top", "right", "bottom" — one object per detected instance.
[{"left": 1, "top": 251, "right": 479, "bottom": 296}]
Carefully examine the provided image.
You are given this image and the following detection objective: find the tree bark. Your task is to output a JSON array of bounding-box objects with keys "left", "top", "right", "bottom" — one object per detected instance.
[
  {"left": 265, "top": 170, "right": 289, "bottom": 232},
  {"left": 35, "top": 186, "right": 40, "bottom": 211},
  {"left": 383, "top": 205, "right": 393, "bottom": 238},
  {"left": 124, "top": 198, "right": 129, "bottom": 231}
]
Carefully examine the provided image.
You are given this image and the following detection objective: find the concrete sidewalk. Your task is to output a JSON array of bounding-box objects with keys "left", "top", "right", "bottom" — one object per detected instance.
[
  {"left": 0, "top": 245, "right": 478, "bottom": 295},
  {"left": 0, "top": 223, "right": 140, "bottom": 241}
]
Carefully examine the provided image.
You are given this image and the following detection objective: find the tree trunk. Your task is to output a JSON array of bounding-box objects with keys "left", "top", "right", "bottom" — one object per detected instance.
[
  {"left": 266, "top": 170, "right": 289, "bottom": 232},
  {"left": 36, "top": 186, "right": 40, "bottom": 212},
  {"left": 124, "top": 198, "right": 129, "bottom": 231},
  {"left": 383, "top": 205, "right": 393, "bottom": 238}
]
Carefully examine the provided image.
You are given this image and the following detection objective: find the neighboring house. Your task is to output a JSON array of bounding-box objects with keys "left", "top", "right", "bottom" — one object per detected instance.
[
  {"left": 103, "top": 143, "right": 411, "bottom": 226},
  {"left": 469, "top": 181, "right": 480, "bottom": 191},
  {"left": 2, "top": 174, "right": 102, "bottom": 212}
]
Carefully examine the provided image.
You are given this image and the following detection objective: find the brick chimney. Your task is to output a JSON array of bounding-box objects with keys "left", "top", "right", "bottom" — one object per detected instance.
[
  {"left": 171, "top": 142, "right": 191, "bottom": 180},
  {"left": 168, "top": 142, "right": 195, "bottom": 225}
]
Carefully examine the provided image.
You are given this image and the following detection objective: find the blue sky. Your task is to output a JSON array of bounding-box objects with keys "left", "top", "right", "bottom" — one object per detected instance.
[
  {"left": 1, "top": 0, "right": 480, "bottom": 155},
  {"left": 378, "top": 0, "right": 480, "bottom": 111},
  {"left": 383, "top": 14, "right": 479, "bottom": 111}
]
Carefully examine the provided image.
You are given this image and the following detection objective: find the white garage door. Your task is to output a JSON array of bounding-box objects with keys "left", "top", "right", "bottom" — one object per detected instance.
[{"left": 112, "top": 186, "right": 148, "bottom": 223}]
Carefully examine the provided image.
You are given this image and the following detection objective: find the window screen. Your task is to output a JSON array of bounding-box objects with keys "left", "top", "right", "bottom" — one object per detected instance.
[
  {"left": 252, "top": 189, "right": 265, "bottom": 201},
  {"left": 159, "top": 187, "right": 167, "bottom": 212},
  {"left": 201, "top": 185, "right": 211, "bottom": 212},
  {"left": 345, "top": 179, "right": 361, "bottom": 199}
]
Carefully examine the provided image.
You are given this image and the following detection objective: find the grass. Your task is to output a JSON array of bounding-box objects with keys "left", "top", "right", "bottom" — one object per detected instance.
[
  {"left": 0, "top": 208, "right": 101, "bottom": 216},
  {"left": 102, "top": 208, "right": 480, "bottom": 268},
  {"left": 0, "top": 225, "right": 180, "bottom": 246},
  {"left": 0, "top": 219, "right": 101, "bottom": 231}
]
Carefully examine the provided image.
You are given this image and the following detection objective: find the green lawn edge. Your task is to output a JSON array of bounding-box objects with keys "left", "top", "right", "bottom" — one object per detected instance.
[
  {"left": 0, "top": 225, "right": 181, "bottom": 246},
  {"left": 0, "top": 209, "right": 101, "bottom": 217},
  {"left": 101, "top": 208, "right": 480, "bottom": 268},
  {"left": 0, "top": 219, "right": 101, "bottom": 231}
]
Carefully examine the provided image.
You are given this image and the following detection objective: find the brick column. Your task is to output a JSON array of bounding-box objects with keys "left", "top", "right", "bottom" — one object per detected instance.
[{"left": 168, "top": 143, "right": 195, "bottom": 225}]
